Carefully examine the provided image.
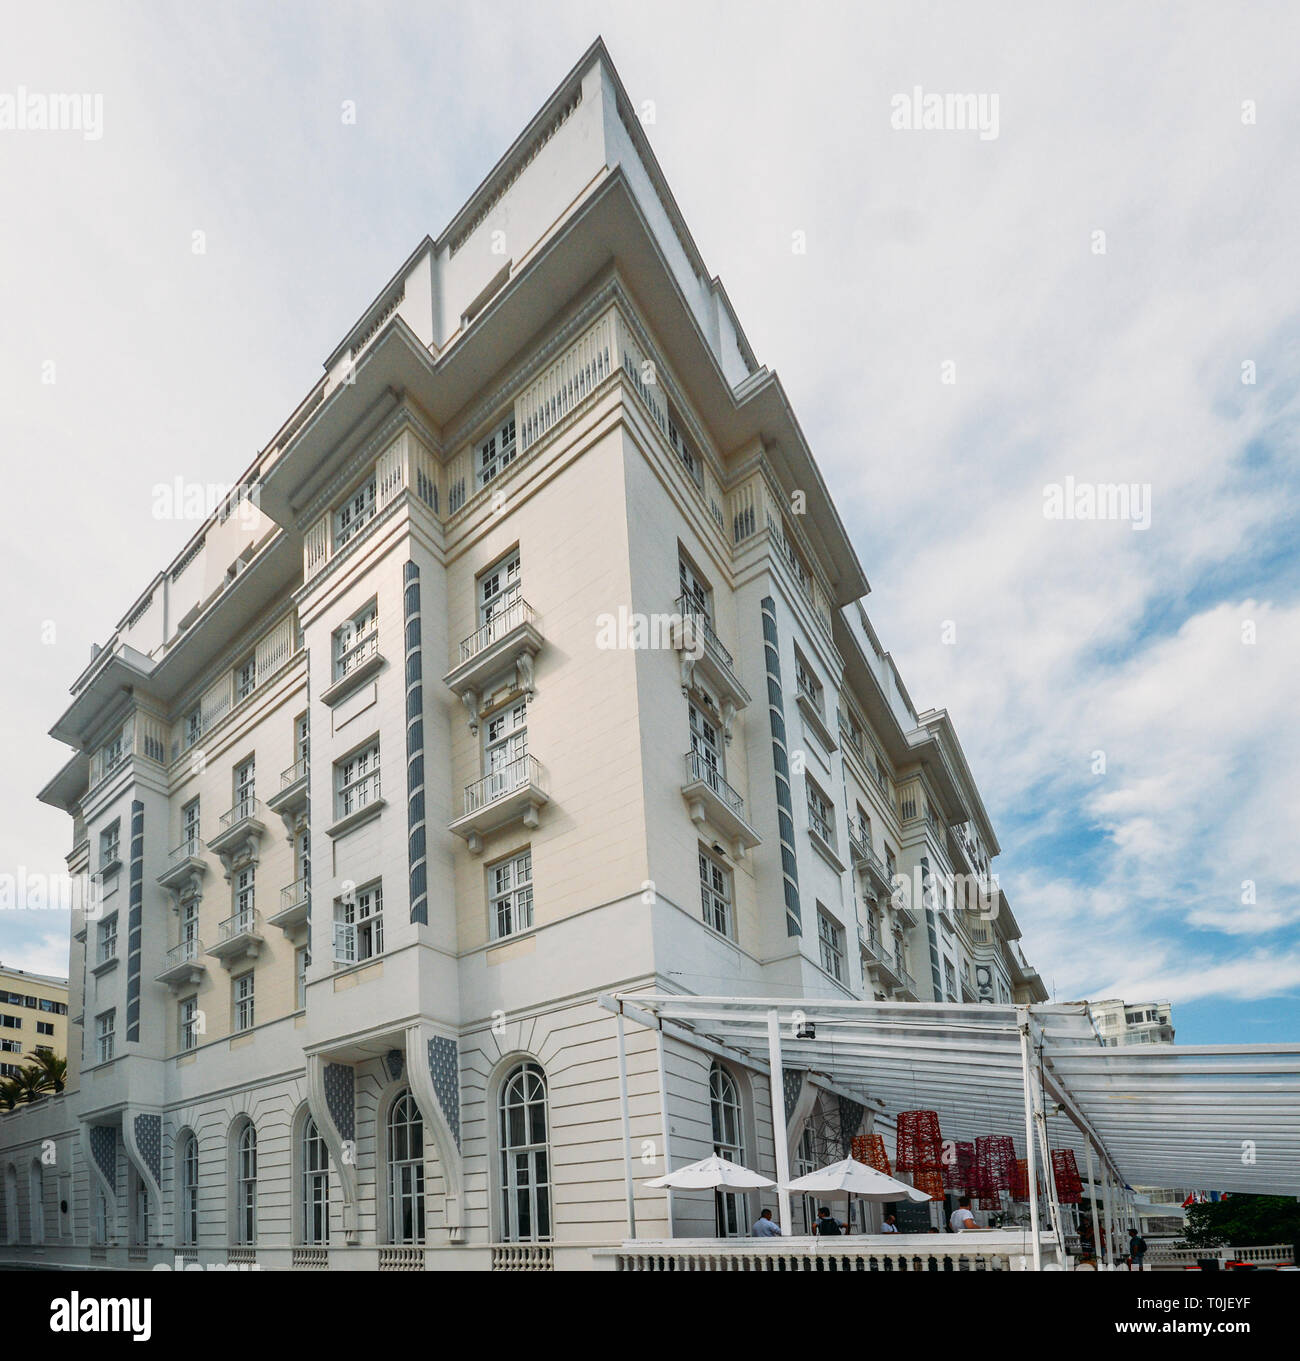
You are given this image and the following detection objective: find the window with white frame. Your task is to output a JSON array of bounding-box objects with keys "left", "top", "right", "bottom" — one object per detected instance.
[
  {"left": 794, "top": 648, "right": 823, "bottom": 714},
  {"left": 96, "top": 914, "right": 117, "bottom": 965},
  {"left": 232, "top": 971, "right": 255, "bottom": 1032},
  {"left": 234, "top": 1122, "right": 257, "bottom": 1245},
  {"left": 709, "top": 1063, "right": 746, "bottom": 1236},
  {"left": 335, "top": 474, "right": 376, "bottom": 548},
  {"left": 180, "top": 896, "right": 199, "bottom": 958},
  {"left": 944, "top": 958, "right": 957, "bottom": 1000},
  {"left": 478, "top": 548, "right": 522, "bottom": 634},
  {"left": 178, "top": 1132, "right": 199, "bottom": 1246},
  {"left": 333, "top": 882, "right": 382, "bottom": 965},
  {"left": 688, "top": 699, "right": 721, "bottom": 785},
  {"left": 488, "top": 849, "right": 533, "bottom": 940},
  {"left": 95, "top": 1009, "right": 115, "bottom": 1064},
  {"left": 698, "top": 850, "right": 734, "bottom": 939},
  {"left": 476, "top": 416, "right": 517, "bottom": 487},
  {"left": 99, "top": 821, "right": 120, "bottom": 871},
  {"left": 295, "top": 713, "right": 310, "bottom": 768},
  {"left": 101, "top": 727, "right": 124, "bottom": 774},
  {"left": 387, "top": 1090, "right": 424, "bottom": 1244},
  {"left": 180, "top": 996, "right": 199, "bottom": 1052},
  {"left": 181, "top": 798, "right": 200, "bottom": 854},
  {"left": 335, "top": 740, "right": 381, "bottom": 819},
  {"left": 184, "top": 706, "right": 202, "bottom": 750},
  {"left": 678, "top": 551, "right": 711, "bottom": 619},
  {"left": 295, "top": 947, "right": 308, "bottom": 1010},
  {"left": 666, "top": 404, "right": 700, "bottom": 485},
  {"left": 806, "top": 778, "right": 835, "bottom": 848},
  {"left": 817, "top": 907, "right": 845, "bottom": 982},
  {"left": 234, "top": 756, "right": 255, "bottom": 814},
  {"left": 234, "top": 653, "right": 257, "bottom": 702},
  {"left": 333, "top": 600, "right": 378, "bottom": 681},
  {"left": 301, "top": 1116, "right": 329, "bottom": 1245},
  {"left": 483, "top": 702, "right": 527, "bottom": 791},
  {"left": 233, "top": 864, "right": 255, "bottom": 927},
  {"left": 498, "top": 1062, "right": 550, "bottom": 1242}
]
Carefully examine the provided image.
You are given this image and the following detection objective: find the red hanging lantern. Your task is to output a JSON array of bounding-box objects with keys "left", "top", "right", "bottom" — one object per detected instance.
[
  {"left": 913, "top": 1168, "right": 946, "bottom": 1202},
  {"left": 1010, "top": 1158, "right": 1030, "bottom": 1200},
  {"left": 851, "top": 1133, "right": 892, "bottom": 1175},
  {"left": 944, "top": 1140, "right": 975, "bottom": 1192},
  {"left": 973, "top": 1135, "right": 1015, "bottom": 1209},
  {"left": 1051, "top": 1149, "right": 1083, "bottom": 1204},
  {"left": 895, "top": 1110, "right": 943, "bottom": 1173}
]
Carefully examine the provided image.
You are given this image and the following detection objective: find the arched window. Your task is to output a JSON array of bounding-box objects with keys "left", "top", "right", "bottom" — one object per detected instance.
[
  {"left": 709, "top": 1062, "right": 745, "bottom": 1236},
  {"left": 300, "top": 1116, "right": 329, "bottom": 1246},
  {"left": 386, "top": 1089, "right": 424, "bottom": 1244},
  {"left": 177, "top": 1132, "right": 199, "bottom": 1247},
  {"left": 29, "top": 1161, "right": 45, "bottom": 1244},
  {"left": 4, "top": 1165, "right": 20, "bottom": 1245},
  {"left": 233, "top": 1122, "right": 257, "bottom": 1245},
  {"left": 794, "top": 1124, "right": 818, "bottom": 1233},
  {"left": 498, "top": 1061, "right": 550, "bottom": 1242}
]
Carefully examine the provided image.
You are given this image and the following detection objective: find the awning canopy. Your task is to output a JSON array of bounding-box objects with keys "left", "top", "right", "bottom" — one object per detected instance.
[{"left": 606, "top": 994, "right": 1300, "bottom": 1196}]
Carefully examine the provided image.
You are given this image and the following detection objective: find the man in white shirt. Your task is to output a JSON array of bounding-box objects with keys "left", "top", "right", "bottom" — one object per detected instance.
[
  {"left": 949, "top": 1196, "right": 980, "bottom": 1232},
  {"left": 881, "top": 1213, "right": 899, "bottom": 1233},
  {"left": 752, "top": 1208, "right": 782, "bottom": 1237}
]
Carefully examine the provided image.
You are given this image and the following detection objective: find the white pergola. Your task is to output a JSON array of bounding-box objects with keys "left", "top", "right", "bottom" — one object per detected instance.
[{"left": 603, "top": 993, "right": 1300, "bottom": 1270}]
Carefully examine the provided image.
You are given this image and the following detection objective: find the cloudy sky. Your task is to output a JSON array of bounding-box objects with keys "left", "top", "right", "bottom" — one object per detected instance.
[{"left": 2, "top": 1, "right": 1296, "bottom": 1044}]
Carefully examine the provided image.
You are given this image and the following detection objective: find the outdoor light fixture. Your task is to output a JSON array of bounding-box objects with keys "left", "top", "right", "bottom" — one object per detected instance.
[{"left": 796, "top": 1021, "right": 816, "bottom": 1039}]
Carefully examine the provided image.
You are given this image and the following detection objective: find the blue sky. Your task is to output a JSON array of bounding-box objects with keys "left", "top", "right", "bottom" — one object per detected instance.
[{"left": 1, "top": 1, "right": 1297, "bottom": 1044}]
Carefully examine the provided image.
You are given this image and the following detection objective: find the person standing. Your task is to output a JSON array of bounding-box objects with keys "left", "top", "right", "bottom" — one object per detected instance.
[
  {"left": 949, "top": 1196, "right": 980, "bottom": 1232},
  {"left": 752, "top": 1208, "right": 782, "bottom": 1237},
  {"left": 1129, "top": 1230, "right": 1148, "bottom": 1270},
  {"left": 815, "top": 1207, "right": 842, "bottom": 1235}
]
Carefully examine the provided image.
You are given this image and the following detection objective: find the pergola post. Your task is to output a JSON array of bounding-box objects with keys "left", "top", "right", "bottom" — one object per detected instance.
[
  {"left": 767, "top": 1009, "right": 793, "bottom": 1236},
  {"left": 1102, "top": 1166, "right": 1117, "bottom": 1268},
  {"left": 1017, "top": 1014, "right": 1043, "bottom": 1270},
  {"left": 616, "top": 1007, "right": 636, "bottom": 1238},
  {"left": 654, "top": 1026, "right": 675, "bottom": 1237},
  {"left": 1084, "top": 1138, "right": 1103, "bottom": 1265}
]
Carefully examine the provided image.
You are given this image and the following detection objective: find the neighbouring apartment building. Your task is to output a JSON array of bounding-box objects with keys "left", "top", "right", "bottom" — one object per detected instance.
[
  {"left": 0, "top": 964, "right": 69, "bottom": 1078},
  {"left": 0, "top": 40, "right": 1048, "bottom": 1270},
  {"left": 1089, "top": 999, "right": 1176, "bottom": 1047}
]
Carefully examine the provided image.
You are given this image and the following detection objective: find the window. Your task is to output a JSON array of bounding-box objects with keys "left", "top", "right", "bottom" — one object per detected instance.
[
  {"left": 698, "top": 850, "right": 733, "bottom": 938},
  {"left": 180, "top": 896, "right": 200, "bottom": 956},
  {"left": 234, "top": 1123, "right": 257, "bottom": 1245},
  {"left": 296, "top": 947, "right": 309, "bottom": 1010},
  {"left": 178, "top": 1133, "right": 199, "bottom": 1246},
  {"left": 99, "top": 821, "right": 120, "bottom": 870},
  {"left": 874, "top": 752, "right": 889, "bottom": 793},
  {"left": 180, "top": 997, "right": 199, "bottom": 1052},
  {"left": 101, "top": 728, "right": 124, "bottom": 774},
  {"left": 335, "top": 474, "right": 376, "bottom": 548},
  {"left": 233, "top": 864, "right": 255, "bottom": 927},
  {"left": 489, "top": 850, "right": 533, "bottom": 940},
  {"left": 498, "top": 1062, "right": 550, "bottom": 1242},
  {"left": 817, "top": 908, "right": 845, "bottom": 982},
  {"left": 478, "top": 549, "right": 522, "bottom": 634},
  {"left": 855, "top": 805, "right": 872, "bottom": 849},
  {"left": 301, "top": 1117, "right": 329, "bottom": 1245},
  {"left": 483, "top": 702, "right": 528, "bottom": 793},
  {"left": 336, "top": 740, "right": 381, "bottom": 819},
  {"left": 678, "top": 552, "right": 711, "bottom": 619},
  {"left": 841, "top": 708, "right": 864, "bottom": 755},
  {"left": 1, "top": 1015, "right": 20, "bottom": 1030},
  {"left": 794, "top": 1125, "right": 819, "bottom": 1233},
  {"left": 95, "top": 1009, "right": 115, "bottom": 1064},
  {"left": 709, "top": 1063, "right": 745, "bottom": 1237},
  {"left": 944, "top": 958, "right": 957, "bottom": 1000},
  {"left": 476, "top": 416, "right": 517, "bottom": 487},
  {"left": 96, "top": 913, "right": 117, "bottom": 965},
  {"left": 35, "top": 1021, "right": 54, "bottom": 1036},
  {"left": 806, "top": 778, "right": 835, "bottom": 848},
  {"left": 333, "top": 601, "right": 378, "bottom": 681},
  {"left": 688, "top": 699, "right": 721, "bottom": 785},
  {"left": 295, "top": 713, "right": 310, "bottom": 767},
  {"left": 387, "top": 1090, "right": 424, "bottom": 1244},
  {"left": 235, "top": 653, "right": 257, "bottom": 702},
  {"left": 0, "top": 1039, "right": 19, "bottom": 1052},
  {"left": 667, "top": 405, "right": 701, "bottom": 484},
  {"left": 794, "top": 649, "right": 823, "bottom": 714},
  {"left": 334, "top": 882, "right": 383, "bottom": 965},
  {"left": 233, "top": 972, "right": 255, "bottom": 1032},
  {"left": 29, "top": 1162, "right": 45, "bottom": 1244},
  {"left": 181, "top": 798, "right": 200, "bottom": 854},
  {"left": 234, "top": 756, "right": 256, "bottom": 816},
  {"left": 184, "top": 706, "right": 202, "bottom": 750}
]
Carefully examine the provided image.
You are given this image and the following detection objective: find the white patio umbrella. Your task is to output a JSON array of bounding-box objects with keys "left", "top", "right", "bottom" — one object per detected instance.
[
  {"left": 644, "top": 1153, "right": 775, "bottom": 1189},
  {"left": 784, "top": 1156, "right": 933, "bottom": 1234}
]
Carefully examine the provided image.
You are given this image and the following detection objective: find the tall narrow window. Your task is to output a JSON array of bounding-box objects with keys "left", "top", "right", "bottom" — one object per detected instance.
[
  {"left": 180, "top": 996, "right": 199, "bottom": 1051},
  {"left": 99, "top": 821, "right": 121, "bottom": 871},
  {"left": 386, "top": 1090, "right": 424, "bottom": 1244},
  {"left": 180, "top": 896, "right": 200, "bottom": 958},
  {"left": 806, "top": 778, "right": 835, "bottom": 849},
  {"left": 709, "top": 1063, "right": 745, "bottom": 1237},
  {"left": 478, "top": 549, "right": 522, "bottom": 635},
  {"left": 233, "top": 865, "right": 255, "bottom": 929},
  {"left": 335, "top": 740, "right": 381, "bottom": 818},
  {"left": 688, "top": 700, "right": 721, "bottom": 787},
  {"left": 30, "top": 1162, "right": 45, "bottom": 1244},
  {"left": 181, "top": 798, "right": 200, "bottom": 854},
  {"left": 97, "top": 913, "right": 117, "bottom": 966},
  {"left": 335, "top": 474, "right": 376, "bottom": 548},
  {"left": 178, "top": 1132, "right": 199, "bottom": 1247},
  {"left": 333, "top": 601, "right": 379, "bottom": 681},
  {"left": 234, "top": 1123, "right": 257, "bottom": 1245},
  {"left": 476, "top": 416, "right": 517, "bottom": 487},
  {"left": 295, "top": 713, "right": 310, "bottom": 767},
  {"left": 698, "top": 850, "right": 733, "bottom": 939},
  {"left": 94, "top": 1009, "right": 115, "bottom": 1064},
  {"left": 234, "top": 756, "right": 256, "bottom": 812},
  {"left": 235, "top": 653, "right": 257, "bottom": 702},
  {"left": 483, "top": 702, "right": 528, "bottom": 796},
  {"left": 488, "top": 850, "right": 533, "bottom": 940},
  {"left": 301, "top": 1117, "right": 329, "bottom": 1245},
  {"left": 498, "top": 1062, "right": 550, "bottom": 1242},
  {"left": 232, "top": 971, "right": 255, "bottom": 1032},
  {"left": 817, "top": 907, "right": 845, "bottom": 982},
  {"left": 678, "top": 552, "right": 711, "bottom": 620},
  {"left": 295, "top": 946, "right": 309, "bottom": 1011},
  {"left": 333, "top": 882, "right": 383, "bottom": 965}
]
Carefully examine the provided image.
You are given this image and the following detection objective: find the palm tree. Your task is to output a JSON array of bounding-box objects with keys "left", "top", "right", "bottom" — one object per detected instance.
[
  {"left": 9, "top": 1064, "right": 48, "bottom": 1104},
  {"left": 22, "top": 1050, "right": 66, "bottom": 1097},
  {"left": 0, "top": 1076, "right": 22, "bottom": 1110}
]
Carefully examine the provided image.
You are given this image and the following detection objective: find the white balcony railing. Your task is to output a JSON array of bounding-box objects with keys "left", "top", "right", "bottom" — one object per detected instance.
[
  {"left": 672, "top": 595, "right": 736, "bottom": 675},
  {"left": 463, "top": 754, "right": 543, "bottom": 817},
  {"left": 281, "top": 757, "right": 308, "bottom": 788},
  {"left": 683, "top": 752, "right": 745, "bottom": 821},
  {"left": 458, "top": 597, "right": 536, "bottom": 666},
  {"left": 218, "top": 908, "right": 259, "bottom": 943},
  {"left": 218, "top": 797, "right": 261, "bottom": 833}
]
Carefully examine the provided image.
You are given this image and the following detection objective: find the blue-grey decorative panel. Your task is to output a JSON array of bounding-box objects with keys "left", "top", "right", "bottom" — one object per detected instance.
[
  {"left": 427, "top": 1036, "right": 460, "bottom": 1149},
  {"left": 403, "top": 561, "right": 428, "bottom": 926},
  {"left": 783, "top": 1068, "right": 804, "bottom": 1124},
  {"left": 126, "top": 801, "right": 144, "bottom": 1040},
  {"left": 837, "top": 1096, "right": 865, "bottom": 1157},
  {"left": 761, "top": 599, "right": 801, "bottom": 936},
  {"left": 133, "top": 1113, "right": 161, "bottom": 1185},
  {"left": 323, "top": 1062, "right": 355, "bottom": 1143},
  {"left": 89, "top": 1125, "right": 117, "bottom": 1192}
]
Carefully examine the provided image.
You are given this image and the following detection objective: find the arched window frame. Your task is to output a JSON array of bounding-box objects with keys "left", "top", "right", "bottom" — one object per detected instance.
[
  {"left": 497, "top": 1060, "right": 551, "bottom": 1243},
  {"left": 231, "top": 1119, "right": 257, "bottom": 1246},
  {"left": 709, "top": 1061, "right": 747, "bottom": 1237},
  {"left": 385, "top": 1088, "right": 425, "bottom": 1245},
  {"left": 176, "top": 1131, "right": 199, "bottom": 1248},
  {"left": 298, "top": 1112, "right": 330, "bottom": 1246},
  {"left": 29, "top": 1160, "right": 45, "bottom": 1245}
]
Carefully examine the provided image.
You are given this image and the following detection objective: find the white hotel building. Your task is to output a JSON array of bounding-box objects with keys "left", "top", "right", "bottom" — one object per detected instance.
[{"left": 0, "top": 40, "right": 1047, "bottom": 1270}]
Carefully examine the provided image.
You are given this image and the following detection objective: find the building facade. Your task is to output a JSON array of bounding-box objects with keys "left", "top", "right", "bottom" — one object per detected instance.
[
  {"left": 0, "top": 40, "right": 1047, "bottom": 1269},
  {"left": 1090, "top": 999, "right": 1176, "bottom": 1047},
  {"left": 0, "top": 965, "right": 69, "bottom": 1078}
]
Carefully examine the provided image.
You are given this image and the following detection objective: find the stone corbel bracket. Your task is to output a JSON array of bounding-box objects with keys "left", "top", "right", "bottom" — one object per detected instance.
[
  {"left": 306, "top": 1055, "right": 360, "bottom": 1244},
  {"left": 123, "top": 1110, "right": 164, "bottom": 1230},
  {"left": 404, "top": 1022, "right": 465, "bottom": 1242},
  {"left": 82, "top": 1123, "right": 118, "bottom": 1209}
]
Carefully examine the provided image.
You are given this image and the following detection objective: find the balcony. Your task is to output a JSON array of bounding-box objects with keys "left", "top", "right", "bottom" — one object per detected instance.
[
  {"left": 806, "top": 804, "right": 845, "bottom": 873},
  {"left": 849, "top": 824, "right": 893, "bottom": 898},
  {"left": 157, "top": 838, "right": 206, "bottom": 900},
  {"left": 269, "top": 879, "right": 309, "bottom": 934},
  {"left": 156, "top": 938, "right": 206, "bottom": 991},
  {"left": 681, "top": 751, "right": 761, "bottom": 859},
  {"left": 794, "top": 683, "right": 837, "bottom": 754},
  {"left": 859, "top": 923, "right": 903, "bottom": 989},
  {"left": 320, "top": 631, "right": 385, "bottom": 707},
  {"left": 266, "top": 758, "right": 309, "bottom": 831},
  {"left": 443, "top": 598, "right": 543, "bottom": 731},
  {"left": 449, "top": 754, "right": 549, "bottom": 855},
  {"left": 207, "top": 798, "right": 266, "bottom": 868},
  {"left": 672, "top": 596, "right": 750, "bottom": 727},
  {"left": 208, "top": 908, "right": 263, "bottom": 967}
]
